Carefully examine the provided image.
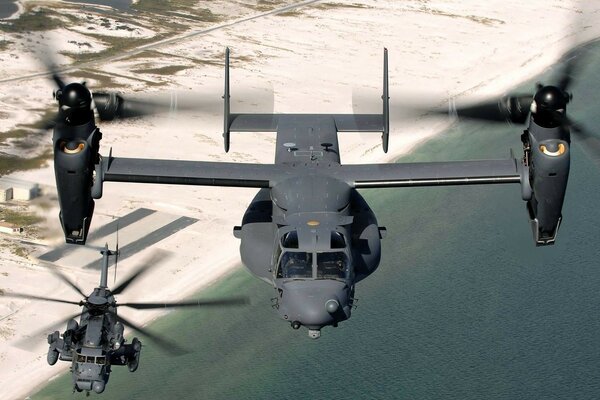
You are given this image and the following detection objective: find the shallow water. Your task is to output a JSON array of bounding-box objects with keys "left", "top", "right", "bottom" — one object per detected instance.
[
  {"left": 0, "top": 0, "right": 18, "bottom": 19},
  {"left": 31, "top": 41, "right": 600, "bottom": 399}
]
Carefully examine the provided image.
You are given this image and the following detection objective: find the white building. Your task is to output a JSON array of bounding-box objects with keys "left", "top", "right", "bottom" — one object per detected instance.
[
  {"left": 0, "top": 221, "right": 22, "bottom": 235},
  {"left": 0, "top": 177, "right": 39, "bottom": 201},
  {"left": 0, "top": 186, "right": 12, "bottom": 202}
]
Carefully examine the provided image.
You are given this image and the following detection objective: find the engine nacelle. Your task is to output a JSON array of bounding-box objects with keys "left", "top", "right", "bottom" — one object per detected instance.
[
  {"left": 523, "top": 125, "right": 570, "bottom": 246},
  {"left": 53, "top": 121, "right": 102, "bottom": 244}
]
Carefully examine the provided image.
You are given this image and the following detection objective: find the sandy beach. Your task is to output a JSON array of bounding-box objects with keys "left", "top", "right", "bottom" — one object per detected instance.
[{"left": 1, "top": 1, "right": 600, "bottom": 399}]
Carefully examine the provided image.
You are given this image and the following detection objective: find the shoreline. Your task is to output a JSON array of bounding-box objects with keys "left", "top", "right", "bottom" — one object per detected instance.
[{"left": 1, "top": 1, "right": 600, "bottom": 399}]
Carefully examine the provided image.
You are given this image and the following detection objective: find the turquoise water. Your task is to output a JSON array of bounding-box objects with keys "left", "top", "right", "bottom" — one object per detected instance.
[{"left": 31, "top": 43, "right": 600, "bottom": 399}]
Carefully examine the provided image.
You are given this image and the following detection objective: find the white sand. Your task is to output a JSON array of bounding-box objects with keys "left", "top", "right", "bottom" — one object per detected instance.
[{"left": 1, "top": 1, "right": 600, "bottom": 399}]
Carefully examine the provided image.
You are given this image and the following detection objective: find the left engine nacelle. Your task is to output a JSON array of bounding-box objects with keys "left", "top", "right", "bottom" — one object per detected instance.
[{"left": 53, "top": 122, "right": 102, "bottom": 244}]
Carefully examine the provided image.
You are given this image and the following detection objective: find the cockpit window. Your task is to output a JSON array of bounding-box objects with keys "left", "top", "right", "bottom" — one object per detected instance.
[
  {"left": 331, "top": 232, "right": 346, "bottom": 249},
  {"left": 281, "top": 231, "right": 299, "bottom": 248},
  {"left": 317, "top": 252, "right": 348, "bottom": 279},
  {"left": 76, "top": 353, "right": 106, "bottom": 365},
  {"left": 278, "top": 252, "right": 313, "bottom": 278}
]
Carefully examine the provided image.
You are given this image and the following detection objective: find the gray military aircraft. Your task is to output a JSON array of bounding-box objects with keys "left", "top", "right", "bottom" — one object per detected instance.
[
  {"left": 5, "top": 246, "right": 248, "bottom": 394},
  {"left": 47, "top": 46, "right": 594, "bottom": 339}
]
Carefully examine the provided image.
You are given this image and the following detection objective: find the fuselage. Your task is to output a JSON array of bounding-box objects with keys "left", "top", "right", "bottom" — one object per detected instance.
[{"left": 236, "top": 115, "right": 383, "bottom": 337}]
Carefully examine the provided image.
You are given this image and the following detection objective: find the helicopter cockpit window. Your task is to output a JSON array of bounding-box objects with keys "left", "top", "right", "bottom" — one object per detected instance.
[
  {"left": 278, "top": 252, "right": 313, "bottom": 278},
  {"left": 331, "top": 232, "right": 346, "bottom": 249},
  {"left": 281, "top": 231, "right": 299, "bottom": 248},
  {"left": 317, "top": 252, "right": 348, "bottom": 279}
]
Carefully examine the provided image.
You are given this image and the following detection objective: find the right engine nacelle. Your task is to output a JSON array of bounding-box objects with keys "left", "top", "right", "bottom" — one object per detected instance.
[
  {"left": 523, "top": 125, "right": 570, "bottom": 246},
  {"left": 53, "top": 121, "right": 102, "bottom": 244}
]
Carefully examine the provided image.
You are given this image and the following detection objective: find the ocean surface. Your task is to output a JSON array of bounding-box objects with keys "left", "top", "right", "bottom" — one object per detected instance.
[{"left": 31, "top": 42, "right": 600, "bottom": 399}]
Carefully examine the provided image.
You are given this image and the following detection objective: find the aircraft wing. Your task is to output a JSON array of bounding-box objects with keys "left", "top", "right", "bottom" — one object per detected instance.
[
  {"left": 102, "top": 156, "right": 293, "bottom": 188},
  {"left": 337, "top": 159, "right": 522, "bottom": 188}
]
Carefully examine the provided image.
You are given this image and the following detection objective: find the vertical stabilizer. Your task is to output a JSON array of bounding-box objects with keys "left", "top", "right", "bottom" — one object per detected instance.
[
  {"left": 382, "top": 48, "right": 390, "bottom": 153},
  {"left": 223, "top": 47, "right": 231, "bottom": 153}
]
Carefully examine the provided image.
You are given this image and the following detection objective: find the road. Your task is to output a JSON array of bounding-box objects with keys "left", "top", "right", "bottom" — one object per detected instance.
[{"left": 0, "top": 0, "right": 321, "bottom": 84}]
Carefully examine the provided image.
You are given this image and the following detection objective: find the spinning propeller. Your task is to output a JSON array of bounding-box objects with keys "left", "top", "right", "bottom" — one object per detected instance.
[
  {"left": 39, "top": 47, "right": 274, "bottom": 130},
  {"left": 431, "top": 41, "right": 600, "bottom": 166}
]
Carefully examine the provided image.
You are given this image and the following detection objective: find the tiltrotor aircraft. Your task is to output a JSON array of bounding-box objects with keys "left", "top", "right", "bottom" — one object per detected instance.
[
  {"left": 46, "top": 45, "right": 596, "bottom": 340},
  {"left": 6, "top": 246, "right": 248, "bottom": 394}
]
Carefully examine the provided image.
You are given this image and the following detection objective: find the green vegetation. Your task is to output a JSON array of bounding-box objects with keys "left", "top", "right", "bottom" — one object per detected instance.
[
  {"left": 276, "top": 10, "right": 306, "bottom": 18},
  {"left": 0, "top": 8, "right": 63, "bottom": 33},
  {"left": 0, "top": 129, "right": 33, "bottom": 147},
  {"left": 0, "top": 40, "right": 12, "bottom": 51},
  {"left": 132, "top": 65, "right": 190, "bottom": 75},
  {"left": 314, "top": 2, "right": 372, "bottom": 10},
  {"left": 72, "top": 69, "right": 127, "bottom": 89},
  {"left": 10, "top": 245, "right": 29, "bottom": 258},
  {"left": 132, "top": 1, "right": 222, "bottom": 23},
  {"left": 0, "top": 148, "right": 52, "bottom": 176},
  {"left": 418, "top": 7, "right": 505, "bottom": 26},
  {"left": 133, "top": 0, "right": 197, "bottom": 12},
  {"left": 0, "top": 208, "right": 43, "bottom": 227},
  {"left": 255, "top": 0, "right": 286, "bottom": 12},
  {"left": 61, "top": 34, "right": 163, "bottom": 64}
]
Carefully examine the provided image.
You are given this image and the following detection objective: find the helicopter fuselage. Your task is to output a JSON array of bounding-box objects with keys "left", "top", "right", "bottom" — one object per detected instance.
[{"left": 236, "top": 115, "right": 384, "bottom": 338}]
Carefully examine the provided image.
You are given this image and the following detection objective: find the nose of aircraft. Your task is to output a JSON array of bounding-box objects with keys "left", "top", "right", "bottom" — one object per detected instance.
[{"left": 279, "top": 280, "right": 350, "bottom": 330}]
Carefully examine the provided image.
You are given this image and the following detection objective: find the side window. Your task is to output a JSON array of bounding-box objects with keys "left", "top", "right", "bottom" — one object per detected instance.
[
  {"left": 331, "top": 232, "right": 346, "bottom": 249},
  {"left": 281, "top": 231, "right": 299, "bottom": 248}
]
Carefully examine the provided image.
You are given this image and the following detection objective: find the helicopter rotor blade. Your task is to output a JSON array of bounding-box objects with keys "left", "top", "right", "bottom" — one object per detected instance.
[
  {"left": 111, "top": 250, "right": 171, "bottom": 295},
  {"left": 40, "top": 264, "right": 88, "bottom": 299},
  {"left": 114, "top": 223, "right": 119, "bottom": 286},
  {"left": 118, "top": 296, "right": 250, "bottom": 310},
  {"left": 116, "top": 313, "right": 187, "bottom": 356},
  {"left": 2, "top": 292, "right": 81, "bottom": 306},
  {"left": 13, "top": 310, "right": 84, "bottom": 350}
]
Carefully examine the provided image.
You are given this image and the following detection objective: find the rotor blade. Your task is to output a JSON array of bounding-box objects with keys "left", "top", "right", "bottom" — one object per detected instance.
[
  {"left": 2, "top": 292, "right": 81, "bottom": 306},
  {"left": 93, "top": 85, "right": 274, "bottom": 122},
  {"left": 43, "top": 265, "right": 88, "bottom": 299},
  {"left": 566, "top": 117, "right": 600, "bottom": 167},
  {"left": 351, "top": 88, "right": 533, "bottom": 125},
  {"left": 119, "top": 296, "right": 250, "bottom": 310},
  {"left": 116, "top": 314, "right": 187, "bottom": 356},
  {"left": 438, "top": 94, "right": 534, "bottom": 124},
  {"left": 34, "top": 41, "right": 66, "bottom": 90},
  {"left": 111, "top": 250, "right": 171, "bottom": 295},
  {"left": 13, "top": 310, "right": 83, "bottom": 350},
  {"left": 114, "top": 223, "right": 119, "bottom": 286}
]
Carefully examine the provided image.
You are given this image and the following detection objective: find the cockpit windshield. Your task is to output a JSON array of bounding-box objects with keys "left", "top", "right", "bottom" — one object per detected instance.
[
  {"left": 278, "top": 252, "right": 313, "bottom": 279},
  {"left": 76, "top": 353, "right": 106, "bottom": 365},
  {"left": 317, "top": 252, "right": 348, "bottom": 279}
]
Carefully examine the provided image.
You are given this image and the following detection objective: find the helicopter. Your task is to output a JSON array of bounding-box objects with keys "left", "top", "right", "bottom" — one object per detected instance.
[
  {"left": 5, "top": 245, "right": 249, "bottom": 394},
  {"left": 44, "top": 41, "right": 600, "bottom": 340}
]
